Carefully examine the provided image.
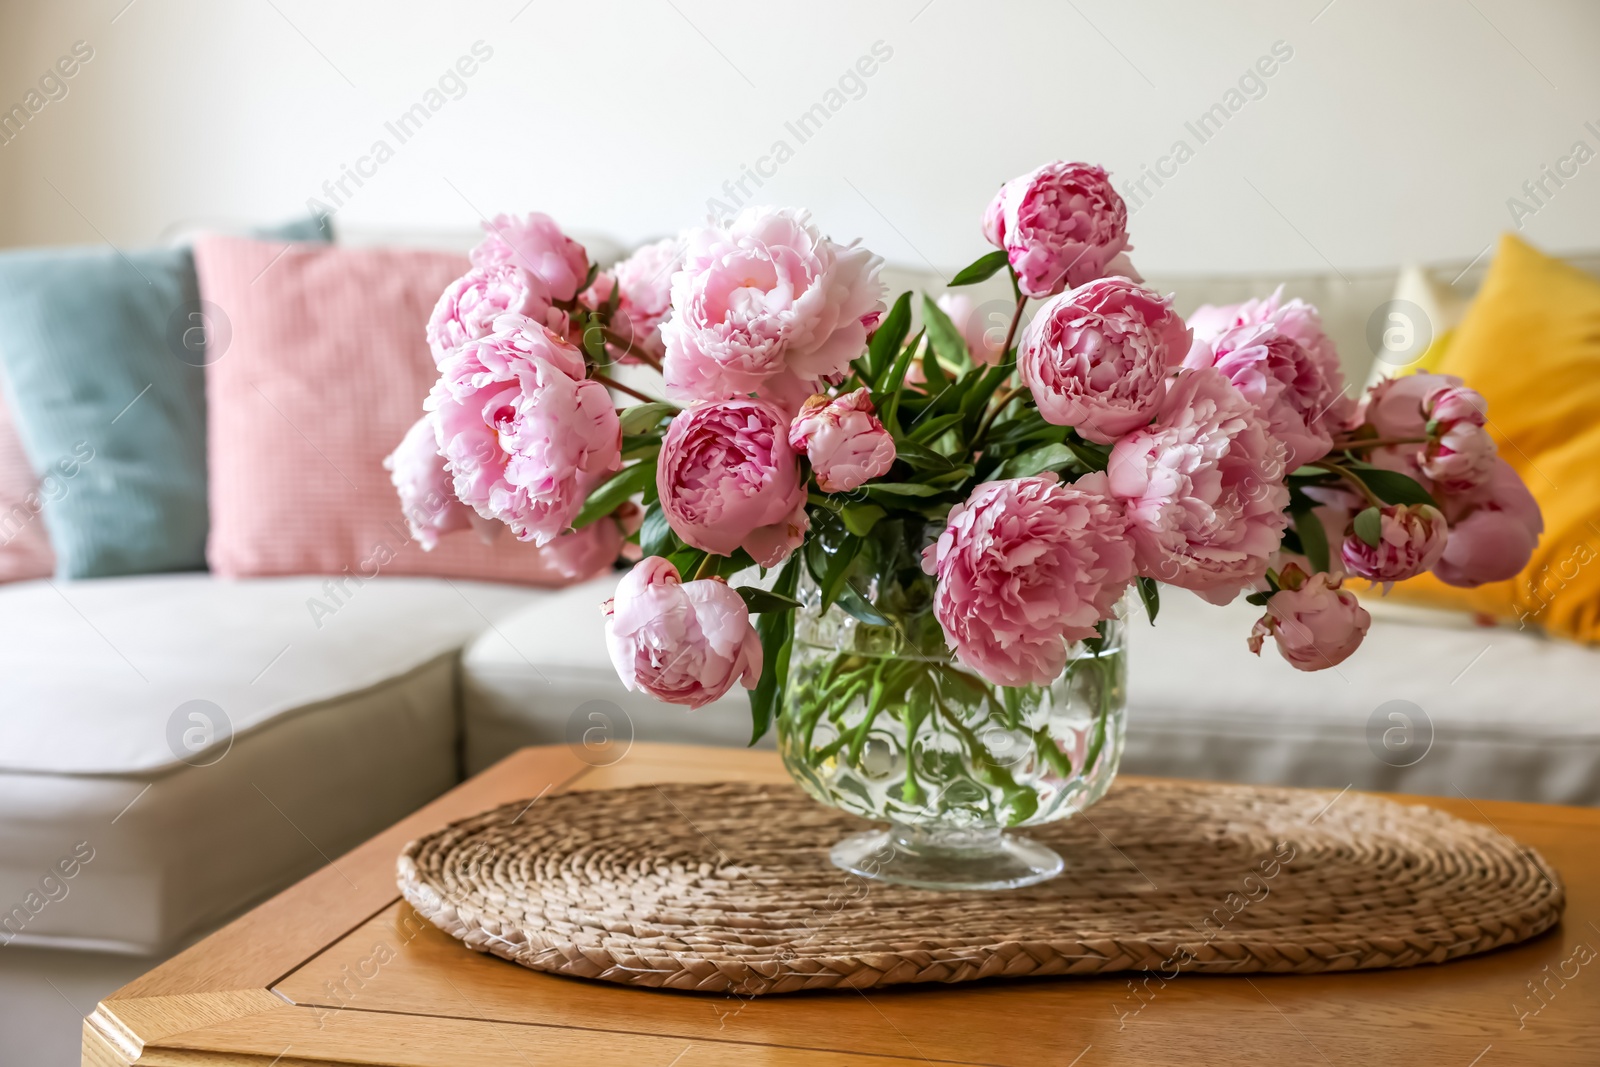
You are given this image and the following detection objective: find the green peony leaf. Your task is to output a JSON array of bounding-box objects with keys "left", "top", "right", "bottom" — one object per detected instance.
[
  {"left": 748, "top": 556, "right": 800, "bottom": 745},
  {"left": 948, "top": 249, "right": 1009, "bottom": 287},
  {"left": 867, "top": 291, "right": 913, "bottom": 383},
  {"left": 1136, "top": 576, "right": 1160, "bottom": 624},
  {"left": 860, "top": 481, "right": 944, "bottom": 499},
  {"left": 993, "top": 442, "right": 1077, "bottom": 480},
  {"left": 838, "top": 502, "right": 887, "bottom": 537},
  {"left": 921, "top": 293, "right": 971, "bottom": 374},
  {"left": 618, "top": 402, "right": 675, "bottom": 435},
  {"left": 1353, "top": 505, "right": 1384, "bottom": 548},
  {"left": 892, "top": 438, "right": 958, "bottom": 472},
  {"left": 735, "top": 586, "right": 803, "bottom": 614},
  {"left": 1346, "top": 464, "right": 1439, "bottom": 508},
  {"left": 572, "top": 462, "right": 653, "bottom": 529},
  {"left": 1293, "top": 507, "right": 1332, "bottom": 574},
  {"left": 639, "top": 505, "right": 677, "bottom": 558}
]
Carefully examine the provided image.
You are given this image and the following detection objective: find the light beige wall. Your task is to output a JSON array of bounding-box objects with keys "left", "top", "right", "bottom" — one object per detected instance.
[{"left": 1, "top": 0, "right": 1598, "bottom": 274}]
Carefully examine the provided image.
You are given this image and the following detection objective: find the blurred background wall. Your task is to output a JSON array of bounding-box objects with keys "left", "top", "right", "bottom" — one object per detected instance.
[{"left": 0, "top": 0, "right": 1596, "bottom": 273}]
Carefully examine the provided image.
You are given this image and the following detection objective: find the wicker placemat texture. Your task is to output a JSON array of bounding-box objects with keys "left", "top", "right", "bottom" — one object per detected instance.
[{"left": 396, "top": 780, "right": 1563, "bottom": 995}]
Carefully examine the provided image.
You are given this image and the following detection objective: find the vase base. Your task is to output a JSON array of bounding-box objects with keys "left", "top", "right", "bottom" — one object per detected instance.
[{"left": 830, "top": 825, "right": 1064, "bottom": 891}]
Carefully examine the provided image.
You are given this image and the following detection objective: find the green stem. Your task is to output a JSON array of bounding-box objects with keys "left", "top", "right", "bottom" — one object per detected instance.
[
  {"left": 901, "top": 696, "right": 924, "bottom": 805},
  {"left": 1031, "top": 728, "right": 1075, "bottom": 778},
  {"left": 970, "top": 385, "right": 1025, "bottom": 451},
  {"left": 1335, "top": 435, "right": 1428, "bottom": 451},
  {"left": 845, "top": 662, "right": 890, "bottom": 768},
  {"left": 1308, "top": 460, "right": 1385, "bottom": 509},
  {"left": 933, "top": 703, "right": 1020, "bottom": 792},
  {"left": 590, "top": 371, "right": 674, "bottom": 408},
  {"left": 1000, "top": 289, "right": 1025, "bottom": 356},
  {"left": 601, "top": 328, "right": 663, "bottom": 372}
]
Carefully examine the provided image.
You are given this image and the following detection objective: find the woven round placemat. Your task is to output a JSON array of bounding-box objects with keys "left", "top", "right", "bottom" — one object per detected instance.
[{"left": 396, "top": 780, "right": 1564, "bottom": 995}]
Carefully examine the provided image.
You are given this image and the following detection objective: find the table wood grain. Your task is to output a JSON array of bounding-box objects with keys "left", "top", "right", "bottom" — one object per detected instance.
[{"left": 85, "top": 744, "right": 1600, "bottom": 1066}]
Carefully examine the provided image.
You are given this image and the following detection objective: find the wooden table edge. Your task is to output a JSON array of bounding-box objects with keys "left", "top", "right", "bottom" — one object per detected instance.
[{"left": 81, "top": 742, "right": 1592, "bottom": 1065}]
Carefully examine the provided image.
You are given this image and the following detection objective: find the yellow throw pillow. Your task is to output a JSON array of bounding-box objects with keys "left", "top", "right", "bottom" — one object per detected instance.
[{"left": 1381, "top": 234, "right": 1600, "bottom": 641}]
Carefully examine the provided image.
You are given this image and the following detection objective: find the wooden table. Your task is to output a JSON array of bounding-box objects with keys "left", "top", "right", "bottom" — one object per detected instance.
[{"left": 85, "top": 743, "right": 1600, "bottom": 1066}]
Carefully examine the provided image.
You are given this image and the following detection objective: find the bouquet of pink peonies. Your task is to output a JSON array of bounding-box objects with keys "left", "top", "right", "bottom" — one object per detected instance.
[{"left": 392, "top": 161, "right": 1543, "bottom": 744}]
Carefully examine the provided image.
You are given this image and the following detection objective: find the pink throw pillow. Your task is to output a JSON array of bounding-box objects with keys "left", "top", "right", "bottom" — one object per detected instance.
[
  {"left": 0, "top": 384, "right": 55, "bottom": 582},
  {"left": 196, "top": 234, "right": 612, "bottom": 586}
]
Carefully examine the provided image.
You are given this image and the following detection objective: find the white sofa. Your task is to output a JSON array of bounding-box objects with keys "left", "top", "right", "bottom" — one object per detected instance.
[{"left": 5, "top": 243, "right": 1598, "bottom": 1065}]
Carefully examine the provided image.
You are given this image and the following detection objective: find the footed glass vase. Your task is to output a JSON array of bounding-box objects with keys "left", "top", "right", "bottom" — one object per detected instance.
[{"left": 777, "top": 518, "right": 1127, "bottom": 891}]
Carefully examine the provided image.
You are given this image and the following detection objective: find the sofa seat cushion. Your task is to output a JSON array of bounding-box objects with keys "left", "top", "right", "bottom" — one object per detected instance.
[
  {"left": 0, "top": 573, "right": 541, "bottom": 953},
  {"left": 460, "top": 576, "right": 1600, "bottom": 806},
  {"left": 1125, "top": 590, "right": 1600, "bottom": 806}
]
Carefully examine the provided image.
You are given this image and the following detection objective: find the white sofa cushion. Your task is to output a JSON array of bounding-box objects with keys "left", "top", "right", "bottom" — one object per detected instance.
[
  {"left": 461, "top": 576, "right": 1600, "bottom": 805},
  {"left": 0, "top": 574, "right": 541, "bottom": 952},
  {"left": 1124, "top": 590, "right": 1600, "bottom": 806}
]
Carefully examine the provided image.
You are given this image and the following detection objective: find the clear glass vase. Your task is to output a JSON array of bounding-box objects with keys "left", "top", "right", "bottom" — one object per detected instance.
[{"left": 777, "top": 517, "right": 1127, "bottom": 891}]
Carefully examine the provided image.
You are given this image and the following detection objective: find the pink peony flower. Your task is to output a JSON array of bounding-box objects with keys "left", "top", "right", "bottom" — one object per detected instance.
[
  {"left": 1422, "top": 421, "right": 1497, "bottom": 493},
  {"left": 384, "top": 414, "right": 477, "bottom": 550},
  {"left": 788, "top": 388, "right": 896, "bottom": 493},
  {"left": 1340, "top": 503, "right": 1449, "bottom": 585},
  {"left": 471, "top": 212, "right": 590, "bottom": 303},
  {"left": 1187, "top": 286, "right": 1349, "bottom": 423},
  {"left": 540, "top": 519, "right": 626, "bottom": 581},
  {"left": 1356, "top": 373, "right": 1496, "bottom": 496},
  {"left": 1432, "top": 458, "right": 1542, "bottom": 587},
  {"left": 426, "top": 264, "right": 556, "bottom": 367},
  {"left": 657, "top": 397, "right": 808, "bottom": 566},
  {"left": 586, "top": 236, "right": 683, "bottom": 363},
  {"left": 661, "top": 207, "right": 884, "bottom": 404},
  {"left": 1018, "top": 277, "right": 1191, "bottom": 444},
  {"left": 921, "top": 473, "right": 1136, "bottom": 687},
  {"left": 935, "top": 293, "right": 1006, "bottom": 366},
  {"left": 1420, "top": 385, "right": 1495, "bottom": 493},
  {"left": 1107, "top": 367, "right": 1290, "bottom": 603},
  {"left": 1183, "top": 321, "right": 1335, "bottom": 469},
  {"left": 429, "top": 319, "right": 620, "bottom": 545},
  {"left": 983, "top": 161, "right": 1132, "bottom": 298},
  {"left": 603, "top": 556, "right": 762, "bottom": 708},
  {"left": 1248, "top": 566, "right": 1371, "bottom": 671},
  {"left": 1429, "top": 384, "right": 1487, "bottom": 427}
]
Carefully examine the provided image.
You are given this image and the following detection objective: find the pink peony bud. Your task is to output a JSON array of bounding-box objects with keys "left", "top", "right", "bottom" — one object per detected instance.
[
  {"left": 1427, "top": 385, "right": 1486, "bottom": 428},
  {"left": 1107, "top": 367, "right": 1290, "bottom": 604},
  {"left": 657, "top": 397, "right": 808, "bottom": 567},
  {"left": 1352, "top": 374, "right": 1500, "bottom": 499},
  {"left": 787, "top": 388, "right": 896, "bottom": 493},
  {"left": 1340, "top": 503, "right": 1449, "bottom": 585},
  {"left": 429, "top": 318, "right": 621, "bottom": 546},
  {"left": 603, "top": 556, "right": 762, "bottom": 708},
  {"left": 661, "top": 207, "right": 884, "bottom": 404},
  {"left": 921, "top": 473, "right": 1136, "bottom": 687},
  {"left": 1248, "top": 566, "right": 1371, "bottom": 671},
  {"left": 1432, "top": 458, "right": 1543, "bottom": 587},
  {"left": 1421, "top": 421, "right": 1497, "bottom": 493},
  {"left": 983, "top": 161, "right": 1131, "bottom": 299},
  {"left": 1019, "top": 277, "right": 1191, "bottom": 444},
  {"left": 1419, "top": 385, "right": 1495, "bottom": 493},
  {"left": 539, "top": 520, "right": 626, "bottom": 582}
]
